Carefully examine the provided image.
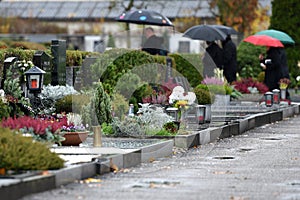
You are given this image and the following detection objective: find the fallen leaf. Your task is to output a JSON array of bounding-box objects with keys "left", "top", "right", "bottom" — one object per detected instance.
[
  {"left": 42, "top": 170, "right": 49, "bottom": 175},
  {"left": 84, "top": 178, "right": 102, "bottom": 183},
  {"left": 213, "top": 170, "right": 233, "bottom": 175}
]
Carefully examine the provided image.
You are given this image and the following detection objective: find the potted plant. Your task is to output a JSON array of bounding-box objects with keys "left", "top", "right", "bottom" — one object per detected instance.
[{"left": 60, "top": 113, "right": 90, "bottom": 146}]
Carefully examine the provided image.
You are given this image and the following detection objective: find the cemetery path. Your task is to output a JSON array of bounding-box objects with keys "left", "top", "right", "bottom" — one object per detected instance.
[{"left": 21, "top": 115, "right": 300, "bottom": 200}]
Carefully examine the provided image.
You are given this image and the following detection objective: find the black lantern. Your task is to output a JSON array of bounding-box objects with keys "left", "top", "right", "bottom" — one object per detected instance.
[
  {"left": 166, "top": 107, "right": 179, "bottom": 121},
  {"left": 264, "top": 91, "right": 273, "bottom": 107},
  {"left": 272, "top": 89, "right": 280, "bottom": 104},
  {"left": 24, "top": 66, "right": 46, "bottom": 94},
  {"left": 196, "top": 105, "right": 206, "bottom": 124}
]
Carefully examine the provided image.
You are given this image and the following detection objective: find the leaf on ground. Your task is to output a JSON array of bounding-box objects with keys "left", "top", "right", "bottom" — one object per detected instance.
[{"left": 213, "top": 170, "right": 233, "bottom": 175}]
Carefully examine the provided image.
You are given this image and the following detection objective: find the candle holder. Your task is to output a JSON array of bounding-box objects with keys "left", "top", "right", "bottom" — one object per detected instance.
[
  {"left": 195, "top": 105, "right": 206, "bottom": 124},
  {"left": 272, "top": 89, "right": 280, "bottom": 104},
  {"left": 264, "top": 92, "right": 273, "bottom": 107},
  {"left": 280, "top": 89, "right": 287, "bottom": 100},
  {"left": 166, "top": 107, "right": 179, "bottom": 122}
]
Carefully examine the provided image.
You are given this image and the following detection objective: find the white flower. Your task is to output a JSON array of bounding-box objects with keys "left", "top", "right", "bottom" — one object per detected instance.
[
  {"left": 296, "top": 76, "right": 300, "bottom": 82},
  {"left": 172, "top": 86, "right": 185, "bottom": 94},
  {"left": 186, "top": 92, "right": 196, "bottom": 104},
  {"left": 0, "top": 89, "right": 5, "bottom": 97}
]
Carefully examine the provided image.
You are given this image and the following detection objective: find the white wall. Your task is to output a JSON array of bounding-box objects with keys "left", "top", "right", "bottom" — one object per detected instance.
[{"left": 169, "top": 33, "right": 204, "bottom": 54}]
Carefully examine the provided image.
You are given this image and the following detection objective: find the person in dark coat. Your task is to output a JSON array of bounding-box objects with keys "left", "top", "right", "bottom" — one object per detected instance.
[
  {"left": 202, "top": 41, "right": 223, "bottom": 77},
  {"left": 278, "top": 47, "right": 290, "bottom": 99},
  {"left": 222, "top": 35, "right": 237, "bottom": 83},
  {"left": 142, "top": 27, "right": 166, "bottom": 55},
  {"left": 259, "top": 47, "right": 282, "bottom": 91}
]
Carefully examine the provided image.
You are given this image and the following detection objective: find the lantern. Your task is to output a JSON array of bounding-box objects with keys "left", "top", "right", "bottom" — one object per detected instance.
[
  {"left": 24, "top": 66, "right": 46, "bottom": 94},
  {"left": 264, "top": 92, "right": 273, "bottom": 107},
  {"left": 272, "top": 89, "right": 280, "bottom": 104},
  {"left": 196, "top": 105, "right": 206, "bottom": 124},
  {"left": 166, "top": 107, "right": 179, "bottom": 121}
]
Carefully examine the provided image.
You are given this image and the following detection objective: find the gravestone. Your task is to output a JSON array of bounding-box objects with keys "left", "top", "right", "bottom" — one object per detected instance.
[
  {"left": 33, "top": 51, "right": 51, "bottom": 85},
  {"left": 165, "top": 57, "right": 172, "bottom": 82},
  {"left": 74, "top": 57, "right": 97, "bottom": 90},
  {"left": 51, "top": 40, "right": 66, "bottom": 86},
  {"left": 1, "top": 57, "right": 18, "bottom": 89}
]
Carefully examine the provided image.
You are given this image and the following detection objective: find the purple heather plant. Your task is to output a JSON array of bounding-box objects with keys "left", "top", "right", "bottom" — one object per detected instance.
[
  {"left": 60, "top": 124, "right": 86, "bottom": 132},
  {"left": 201, "top": 76, "right": 224, "bottom": 85}
]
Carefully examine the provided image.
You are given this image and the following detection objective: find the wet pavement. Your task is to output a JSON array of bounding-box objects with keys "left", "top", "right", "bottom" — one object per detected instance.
[{"left": 21, "top": 114, "right": 300, "bottom": 200}]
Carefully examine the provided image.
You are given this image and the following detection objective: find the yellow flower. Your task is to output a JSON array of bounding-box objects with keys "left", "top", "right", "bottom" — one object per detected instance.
[{"left": 175, "top": 100, "right": 188, "bottom": 108}]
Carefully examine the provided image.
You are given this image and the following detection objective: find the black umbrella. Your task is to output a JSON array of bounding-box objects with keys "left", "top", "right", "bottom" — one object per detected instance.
[
  {"left": 116, "top": 9, "right": 174, "bottom": 27},
  {"left": 209, "top": 25, "right": 238, "bottom": 35},
  {"left": 183, "top": 25, "right": 227, "bottom": 41}
]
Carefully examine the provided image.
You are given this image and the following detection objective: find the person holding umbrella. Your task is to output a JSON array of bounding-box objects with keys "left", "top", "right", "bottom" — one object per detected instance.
[
  {"left": 259, "top": 46, "right": 282, "bottom": 91},
  {"left": 222, "top": 35, "right": 237, "bottom": 83},
  {"left": 141, "top": 27, "right": 167, "bottom": 56},
  {"left": 202, "top": 41, "right": 223, "bottom": 77}
]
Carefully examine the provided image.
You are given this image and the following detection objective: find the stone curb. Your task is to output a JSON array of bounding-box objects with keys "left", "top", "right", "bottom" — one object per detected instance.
[
  {"left": 1, "top": 104, "right": 299, "bottom": 200},
  {"left": 174, "top": 104, "right": 300, "bottom": 148}
]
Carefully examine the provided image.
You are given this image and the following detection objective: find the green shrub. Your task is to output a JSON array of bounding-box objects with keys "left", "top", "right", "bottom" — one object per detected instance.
[
  {"left": 94, "top": 82, "right": 112, "bottom": 126},
  {"left": 111, "top": 93, "right": 129, "bottom": 120},
  {"left": 193, "top": 86, "right": 215, "bottom": 105},
  {"left": 237, "top": 42, "right": 265, "bottom": 78},
  {"left": 169, "top": 53, "right": 203, "bottom": 88},
  {"left": 66, "top": 50, "right": 83, "bottom": 66},
  {"left": 10, "top": 41, "right": 47, "bottom": 50},
  {"left": 0, "top": 100, "right": 10, "bottom": 121},
  {"left": 0, "top": 127, "right": 64, "bottom": 170},
  {"left": 55, "top": 95, "right": 73, "bottom": 113},
  {"left": 0, "top": 41, "right": 8, "bottom": 49}
]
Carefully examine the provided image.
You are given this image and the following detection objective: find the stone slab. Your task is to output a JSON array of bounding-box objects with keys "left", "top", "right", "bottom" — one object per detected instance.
[
  {"left": 0, "top": 174, "right": 55, "bottom": 200},
  {"left": 199, "top": 129, "right": 210, "bottom": 145},
  {"left": 174, "top": 132, "right": 199, "bottom": 148},
  {"left": 141, "top": 140, "right": 173, "bottom": 162}
]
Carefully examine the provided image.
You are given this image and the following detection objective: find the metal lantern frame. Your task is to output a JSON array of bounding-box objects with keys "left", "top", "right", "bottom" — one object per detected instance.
[
  {"left": 24, "top": 66, "right": 46, "bottom": 94},
  {"left": 272, "top": 89, "right": 280, "bottom": 104},
  {"left": 264, "top": 91, "right": 273, "bottom": 107},
  {"left": 195, "top": 105, "right": 206, "bottom": 124},
  {"left": 166, "top": 107, "right": 179, "bottom": 122}
]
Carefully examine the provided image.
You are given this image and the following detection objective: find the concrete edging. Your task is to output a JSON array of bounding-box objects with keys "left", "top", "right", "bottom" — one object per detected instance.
[{"left": 1, "top": 104, "right": 299, "bottom": 200}]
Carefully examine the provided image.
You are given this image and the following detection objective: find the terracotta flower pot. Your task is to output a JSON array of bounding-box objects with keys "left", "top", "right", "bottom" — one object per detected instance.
[{"left": 61, "top": 131, "right": 89, "bottom": 146}]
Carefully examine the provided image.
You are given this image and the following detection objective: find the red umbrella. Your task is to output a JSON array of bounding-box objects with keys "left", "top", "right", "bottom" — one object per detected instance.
[{"left": 243, "top": 35, "right": 284, "bottom": 47}]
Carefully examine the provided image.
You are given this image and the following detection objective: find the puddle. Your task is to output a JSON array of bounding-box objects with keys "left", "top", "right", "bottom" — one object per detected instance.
[
  {"left": 130, "top": 180, "right": 180, "bottom": 188},
  {"left": 289, "top": 182, "right": 300, "bottom": 186},
  {"left": 259, "top": 137, "right": 283, "bottom": 141},
  {"left": 238, "top": 148, "right": 253, "bottom": 153},
  {"left": 212, "top": 156, "right": 235, "bottom": 160}
]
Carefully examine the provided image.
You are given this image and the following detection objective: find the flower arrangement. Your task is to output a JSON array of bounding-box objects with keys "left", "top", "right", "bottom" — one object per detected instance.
[
  {"left": 60, "top": 113, "right": 88, "bottom": 132},
  {"left": 1, "top": 116, "right": 65, "bottom": 144},
  {"left": 168, "top": 86, "right": 196, "bottom": 105},
  {"left": 142, "top": 91, "right": 168, "bottom": 105},
  {"left": 279, "top": 78, "right": 290, "bottom": 90},
  {"left": 232, "top": 78, "right": 269, "bottom": 94}
]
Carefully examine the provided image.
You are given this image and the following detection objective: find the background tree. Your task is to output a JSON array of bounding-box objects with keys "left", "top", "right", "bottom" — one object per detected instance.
[
  {"left": 209, "top": 0, "right": 269, "bottom": 36},
  {"left": 269, "top": 0, "right": 300, "bottom": 87}
]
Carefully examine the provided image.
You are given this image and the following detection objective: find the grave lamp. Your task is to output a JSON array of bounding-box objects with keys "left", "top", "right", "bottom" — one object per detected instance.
[
  {"left": 196, "top": 105, "right": 206, "bottom": 124},
  {"left": 264, "top": 91, "right": 273, "bottom": 107},
  {"left": 272, "top": 89, "right": 280, "bottom": 104},
  {"left": 166, "top": 107, "right": 179, "bottom": 121},
  {"left": 24, "top": 66, "right": 46, "bottom": 94}
]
